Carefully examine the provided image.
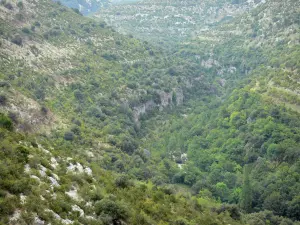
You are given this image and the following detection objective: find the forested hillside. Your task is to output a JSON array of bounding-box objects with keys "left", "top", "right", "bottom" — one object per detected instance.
[
  {"left": 0, "top": 0, "right": 299, "bottom": 224},
  {"left": 140, "top": 0, "right": 300, "bottom": 223}
]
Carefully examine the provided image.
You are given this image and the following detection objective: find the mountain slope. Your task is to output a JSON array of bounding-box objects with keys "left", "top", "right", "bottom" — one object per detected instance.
[
  {"left": 0, "top": 0, "right": 245, "bottom": 224},
  {"left": 0, "top": 0, "right": 299, "bottom": 224},
  {"left": 139, "top": 0, "right": 300, "bottom": 222},
  {"left": 94, "top": 0, "right": 265, "bottom": 48}
]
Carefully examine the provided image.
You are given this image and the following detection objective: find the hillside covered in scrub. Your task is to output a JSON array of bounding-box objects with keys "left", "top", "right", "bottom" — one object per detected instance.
[
  {"left": 0, "top": 0, "right": 299, "bottom": 224},
  {"left": 95, "top": 0, "right": 266, "bottom": 48}
]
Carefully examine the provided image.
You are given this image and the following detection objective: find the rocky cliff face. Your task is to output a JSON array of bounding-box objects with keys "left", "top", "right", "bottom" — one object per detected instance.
[
  {"left": 133, "top": 88, "right": 184, "bottom": 123},
  {"left": 133, "top": 100, "right": 155, "bottom": 123}
]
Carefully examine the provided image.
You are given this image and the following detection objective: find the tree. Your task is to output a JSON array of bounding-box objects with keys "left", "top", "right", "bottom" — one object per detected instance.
[
  {"left": 95, "top": 197, "right": 129, "bottom": 223},
  {"left": 120, "top": 138, "right": 137, "bottom": 154},
  {"left": 215, "top": 182, "right": 229, "bottom": 202},
  {"left": 17, "top": 1, "right": 24, "bottom": 9},
  {"left": 115, "top": 175, "right": 132, "bottom": 188},
  {"left": 240, "top": 165, "right": 252, "bottom": 212},
  {"left": 263, "top": 192, "right": 286, "bottom": 216},
  {"left": 287, "top": 196, "right": 300, "bottom": 220},
  {"left": 0, "top": 114, "right": 13, "bottom": 130},
  {"left": 0, "top": 95, "right": 7, "bottom": 105},
  {"left": 11, "top": 35, "right": 22, "bottom": 46},
  {"left": 73, "top": 90, "right": 84, "bottom": 101},
  {"left": 64, "top": 131, "right": 75, "bottom": 141}
]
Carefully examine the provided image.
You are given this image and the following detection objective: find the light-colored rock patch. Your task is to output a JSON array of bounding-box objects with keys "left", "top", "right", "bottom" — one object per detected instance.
[{"left": 72, "top": 205, "right": 84, "bottom": 217}]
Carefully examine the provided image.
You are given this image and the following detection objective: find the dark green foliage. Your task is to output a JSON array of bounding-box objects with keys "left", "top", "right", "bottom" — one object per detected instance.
[
  {"left": 127, "top": 82, "right": 138, "bottom": 89},
  {"left": 17, "top": 1, "right": 23, "bottom": 9},
  {"left": 0, "top": 114, "right": 13, "bottom": 130},
  {"left": 240, "top": 165, "right": 252, "bottom": 213},
  {"left": 8, "top": 112, "right": 18, "bottom": 123},
  {"left": 244, "top": 210, "right": 297, "bottom": 225},
  {"left": 71, "top": 8, "right": 82, "bottom": 15},
  {"left": 73, "top": 90, "right": 84, "bottom": 101},
  {"left": 0, "top": 195, "right": 19, "bottom": 217},
  {"left": 4, "top": 2, "right": 13, "bottom": 10},
  {"left": 0, "top": 95, "right": 7, "bottom": 105},
  {"left": 41, "top": 106, "right": 48, "bottom": 115},
  {"left": 64, "top": 131, "right": 75, "bottom": 141},
  {"left": 11, "top": 35, "right": 22, "bottom": 46},
  {"left": 213, "top": 204, "right": 241, "bottom": 220},
  {"left": 287, "top": 196, "right": 300, "bottom": 220},
  {"left": 16, "top": 146, "right": 30, "bottom": 163},
  {"left": 95, "top": 197, "right": 130, "bottom": 222},
  {"left": 87, "top": 106, "right": 104, "bottom": 119},
  {"left": 22, "top": 27, "right": 30, "bottom": 34},
  {"left": 119, "top": 138, "right": 137, "bottom": 154},
  {"left": 102, "top": 53, "right": 117, "bottom": 61},
  {"left": 99, "top": 22, "right": 106, "bottom": 28},
  {"left": 115, "top": 175, "right": 132, "bottom": 188},
  {"left": 34, "top": 21, "right": 41, "bottom": 27},
  {"left": 0, "top": 129, "right": 32, "bottom": 222},
  {"left": 15, "top": 13, "right": 24, "bottom": 21},
  {"left": 34, "top": 88, "right": 45, "bottom": 100}
]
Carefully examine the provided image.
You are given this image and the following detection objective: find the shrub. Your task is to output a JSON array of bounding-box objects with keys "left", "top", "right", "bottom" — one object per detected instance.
[
  {"left": 87, "top": 106, "right": 104, "bottom": 119},
  {"left": 287, "top": 196, "right": 300, "bottom": 220},
  {"left": 74, "top": 90, "right": 84, "bottom": 101},
  {"left": 4, "top": 3, "right": 13, "bottom": 10},
  {"left": 34, "top": 88, "right": 45, "bottom": 100},
  {"left": 119, "top": 138, "right": 137, "bottom": 154},
  {"left": 17, "top": 1, "right": 23, "bottom": 9},
  {"left": 34, "top": 21, "right": 41, "bottom": 27},
  {"left": 40, "top": 106, "right": 48, "bottom": 115},
  {"left": 0, "top": 81, "right": 10, "bottom": 88},
  {"left": 0, "top": 113, "right": 13, "bottom": 130},
  {"left": 89, "top": 188, "right": 104, "bottom": 202},
  {"left": 71, "top": 126, "right": 80, "bottom": 135},
  {"left": 95, "top": 198, "right": 129, "bottom": 222},
  {"left": 72, "top": 119, "right": 81, "bottom": 126},
  {"left": 115, "top": 175, "right": 132, "bottom": 188},
  {"left": 8, "top": 112, "right": 18, "bottom": 123},
  {"left": 168, "top": 67, "right": 177, "bottom": 76},
  {"left": 71, "top": 8, "right": 82, "bottom": 15},
  {"left": 102, "top": 53, "right": 117, "bottom": 61},
  {"left": 15, "top": 13, "right": 24, "bottom": 21},
  {"left": 64, "top": 131, "right": 75, "bottom": 141},
  {"left": 174, "top": 218, "right": 189, "bottom": 225},
  {"left": 0, "top": 95, "right": 7, "bottom": 105},
  {"left": 16, "top": 146, "right": 30, "bottom": 163},
  {"left": 127, "top": 82, "right": 138, "bottom": 89},
  {"left": 213, "top": 204, "right": 241, "bottom": 220},
  {"left": 0, "top": 195, "right": 19, "bottom": 217},
  {"left": 99, "top": 22, "right": 106, "bottom": 28},
  {"left": 11, "top": 35, "right": 22, "bottom": 46}
]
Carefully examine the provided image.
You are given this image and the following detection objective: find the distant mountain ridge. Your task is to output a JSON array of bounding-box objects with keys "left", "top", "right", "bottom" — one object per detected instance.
[
  {"left": 56, "top": 0, "right": 140, "bottom": 15},
  {"left": 55, "top": 0, "right": 110, "bottom": 15},
  {"left": 94, "top": 0, "right": 265, "bottom": 48}
]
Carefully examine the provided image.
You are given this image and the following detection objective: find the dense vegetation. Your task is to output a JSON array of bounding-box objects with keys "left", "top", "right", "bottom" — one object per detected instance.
[{"left": 0, "top": 0, "right": 299, "bottom": 224}]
